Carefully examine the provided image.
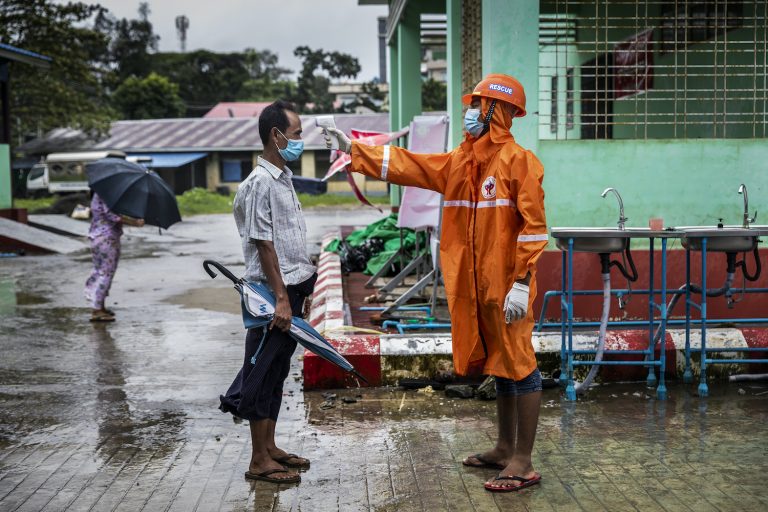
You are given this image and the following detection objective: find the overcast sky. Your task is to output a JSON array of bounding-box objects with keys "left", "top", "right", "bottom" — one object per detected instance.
[{"left": 91, "top": 0, "right": 389, "bottom": 81}]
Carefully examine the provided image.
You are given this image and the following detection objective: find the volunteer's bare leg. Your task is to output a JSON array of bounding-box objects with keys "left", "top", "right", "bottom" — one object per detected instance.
[
  {"left": 248, "top": 419, "right": 298, "bottom": 480},
  {"left": 487, "top": 390, "right": 541, "bottom": 487},
  {"left": 463, "top": 394, "right": 516, "bottom": 467}
]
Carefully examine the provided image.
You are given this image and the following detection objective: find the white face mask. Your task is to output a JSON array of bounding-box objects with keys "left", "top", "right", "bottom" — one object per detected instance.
[
  {"left": 275, "top": 129, "right": 304, "bottom": 162},
  {"left": 464, "top": 108, "right": 485, "bottom": 137}
]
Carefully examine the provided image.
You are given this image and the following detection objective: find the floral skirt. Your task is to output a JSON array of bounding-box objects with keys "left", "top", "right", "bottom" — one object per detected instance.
[{"left": 84, "top": 236, "right": 121, "bottom": 309}]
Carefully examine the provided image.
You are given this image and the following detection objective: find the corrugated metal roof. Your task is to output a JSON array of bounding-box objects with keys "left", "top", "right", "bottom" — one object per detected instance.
[{"left": 93, "top": 114, "right": 391, "bottom": 152}]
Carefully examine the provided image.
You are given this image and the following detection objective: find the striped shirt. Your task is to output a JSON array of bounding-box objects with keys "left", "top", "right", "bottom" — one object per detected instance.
[{"left": 233, "top": 157, "right": 315, "bottom": 286}]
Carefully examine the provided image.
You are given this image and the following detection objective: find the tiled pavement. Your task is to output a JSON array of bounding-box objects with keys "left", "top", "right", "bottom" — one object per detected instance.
[
  {"left": 2, "top": 213, "right": 768, "bottom": 511},
  {"left": 2, "top": 306, "right": 767, "bottom": 511}
]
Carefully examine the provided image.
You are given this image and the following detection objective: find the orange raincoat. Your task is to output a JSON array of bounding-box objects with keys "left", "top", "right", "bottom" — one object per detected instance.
[{"left": 349, "top": 98, "right": 548, "bottom": 380}]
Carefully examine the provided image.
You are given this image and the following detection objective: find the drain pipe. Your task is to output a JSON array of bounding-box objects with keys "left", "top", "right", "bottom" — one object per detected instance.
[
  {"left": 575, "top": 254, "right": 611, "bottom": 394},
  {"left": 651, "top": 253, "right": 738, "bottom": 345},
  {"left": 737, "top": 246, "right": 762, "bottom": 282}
]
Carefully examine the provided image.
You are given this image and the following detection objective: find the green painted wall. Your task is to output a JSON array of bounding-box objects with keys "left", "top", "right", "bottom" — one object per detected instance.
[
  {"left": 482, "top": 0, "right": 540, "bottom": 152},
  {"left": 385, "top": 0, "right": 767, "bottom": 245},
  {"left": 539, "top": 139, "right": 768, "bottom": 233},
  {"left": 0, "top": 144, "right": 10, "bottom": 209}
]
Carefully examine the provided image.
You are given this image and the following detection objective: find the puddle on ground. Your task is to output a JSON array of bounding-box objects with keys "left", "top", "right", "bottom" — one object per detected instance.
[
  {"left": 0, "top": 279, "right": 51, "bottom": 314},
  {"left": 165, "top": 286, "right": 241, "bottom": 315},
  {"left": 14, "top": 292, "right": 50, "bottom": 306}
]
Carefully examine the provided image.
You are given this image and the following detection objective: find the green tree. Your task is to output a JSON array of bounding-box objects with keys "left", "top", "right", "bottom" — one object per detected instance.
[
  {"left": 292, "top": 46, "right": 361, "bottom": 113},
  {"left": 242, "top": 48, "right": 290, "bottom": 83},
  {"left": 100, "top": 2, "right": 160, "bottom": 84},
  {"left": 422, "top": 78, "right": 447, "bottom": 112},
  {"left": 334, "top": 80, "right": 387, "bottom": 113},
  {"left": 112, "top": 72, "right": 185, "bottom": 119},
  {"left": 238, "top": 47, "right": 294, "bottom": 101},
  {"left": 149, "top": 49, "right": 292, "bottom": 115},
  {"left": 0, "top": 0, "right": 115, "bottom": 139}
]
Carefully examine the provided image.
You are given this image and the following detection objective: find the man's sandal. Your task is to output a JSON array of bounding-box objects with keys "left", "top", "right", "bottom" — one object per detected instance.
[
  {"left": 90, "top": 311, "right": 115, "bottom": 322},
  {"left": 274, "top": 453, "right": 310, "bottom": 469},
  {"left": 462, "top": 453, "right": 505, "bottom": 470},
  {"left": 484, "top": 473, "right": 541, "bottom": 492}
]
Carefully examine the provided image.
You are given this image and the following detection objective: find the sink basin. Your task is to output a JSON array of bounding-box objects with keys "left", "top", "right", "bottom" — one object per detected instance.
[
  {"left": 550, "top": 227, "right": 649, "bottom": 253},
  {"left": 680, "top": 227, "right": 760, "bottom": 253}
]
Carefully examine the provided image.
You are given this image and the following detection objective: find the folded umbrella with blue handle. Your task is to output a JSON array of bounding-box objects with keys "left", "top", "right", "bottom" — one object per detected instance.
[{"left": 203, "top": 260, "right": 368, "bottom": 384}]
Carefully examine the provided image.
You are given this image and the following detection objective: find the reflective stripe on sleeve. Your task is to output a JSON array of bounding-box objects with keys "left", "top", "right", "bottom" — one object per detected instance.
[
  {"left": 477, "top": 199, "right": 516, "bottom": 208},
  {"left": 444, "top": 200, "right": 476, "bottom": 208},
  {"left": 381, "top": 145, "right": 390, "bottom": 180},
  {"left": 517, "top": 234, "right": 549, "bottom": 242},
  {"left": 444, "top": 199, "right": 516, "bottom": 209}
]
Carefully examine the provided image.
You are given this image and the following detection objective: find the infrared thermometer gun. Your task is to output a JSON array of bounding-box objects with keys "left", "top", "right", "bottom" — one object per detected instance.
[{"left": 315, "top": 115, "right": 338, "bottom": 150}]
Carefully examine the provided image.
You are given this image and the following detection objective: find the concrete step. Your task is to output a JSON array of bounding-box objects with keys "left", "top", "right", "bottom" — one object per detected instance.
[{"left": 0, "top": 217, "right": 87, "bottom": 254}]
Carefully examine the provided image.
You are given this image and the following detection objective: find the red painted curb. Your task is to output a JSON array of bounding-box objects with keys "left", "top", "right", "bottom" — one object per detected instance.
[
  {"left": 598, "top": 331, "right": 677, "bottom": 381},
  {"left": 303, "top": 335, "right": 381, "bottom": 389},
  {"left": 741, "top": 328, "right": 768, "bottom": 373}
]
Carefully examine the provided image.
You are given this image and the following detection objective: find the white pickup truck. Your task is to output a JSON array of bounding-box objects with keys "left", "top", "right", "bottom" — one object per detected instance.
[{"left": 26, "top": 151, "right": 151, "bottom": 195}]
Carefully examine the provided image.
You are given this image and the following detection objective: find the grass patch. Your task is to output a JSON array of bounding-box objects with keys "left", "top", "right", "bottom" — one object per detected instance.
[
  {"left": 297, "top": 193, "right": 389, "bottom": 208},
  {"left": 176, "top": 188, "right": 235, "bottom": 216},
  {"left": 176, "top": 187, "right": 389, "bottom": 216},
  {"left": 12, "top": 197, "right": 57, "bottom": 212}
]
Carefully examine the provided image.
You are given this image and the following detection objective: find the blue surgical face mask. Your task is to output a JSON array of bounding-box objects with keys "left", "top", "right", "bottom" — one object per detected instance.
[
  {"left": 276, "top": 130, "right": 304, "bottom": 162},
  {"left": 464, "top": 108, "right": 486, "bottom": 137}
]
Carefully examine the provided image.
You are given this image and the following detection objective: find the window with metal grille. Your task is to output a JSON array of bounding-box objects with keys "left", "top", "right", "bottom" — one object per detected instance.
[{"left": 539, "top": 1, "right": 767, "bottom": 140}]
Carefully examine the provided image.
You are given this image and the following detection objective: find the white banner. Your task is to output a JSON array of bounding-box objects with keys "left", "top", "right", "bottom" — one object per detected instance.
[{"left": 397, "top": 115, "right": 449, "bottom": 230}]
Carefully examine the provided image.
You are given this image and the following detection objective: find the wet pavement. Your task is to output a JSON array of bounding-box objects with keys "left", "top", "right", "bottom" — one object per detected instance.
[{"left": 1, "top": 211, "right": 768, "bottom": 511}]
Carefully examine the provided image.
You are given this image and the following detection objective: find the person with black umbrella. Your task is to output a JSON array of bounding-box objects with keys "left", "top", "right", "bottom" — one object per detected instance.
[
  {"left": 84, "top": 192, "right": 144, "bottom": 322},
  {"left": 83, "top": 157, "right": 181, "bottom": 322}
]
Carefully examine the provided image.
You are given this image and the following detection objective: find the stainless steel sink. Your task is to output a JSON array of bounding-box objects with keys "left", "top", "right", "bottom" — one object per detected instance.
[
  {"left": 551, "top": 227, "right": 650, "bottom": 253},
  {"left": 680, "top": 227, "right": 760, "bottom": 252}
]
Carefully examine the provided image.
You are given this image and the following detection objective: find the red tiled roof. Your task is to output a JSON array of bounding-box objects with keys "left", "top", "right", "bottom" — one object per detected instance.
[{"left": 203, "top": 102, "right": 272, "bottom": 118}]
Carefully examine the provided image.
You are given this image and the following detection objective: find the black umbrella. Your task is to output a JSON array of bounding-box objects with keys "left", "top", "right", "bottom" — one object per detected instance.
[{"left": 86, "top": 158, "right": 182, "bottom": 229}]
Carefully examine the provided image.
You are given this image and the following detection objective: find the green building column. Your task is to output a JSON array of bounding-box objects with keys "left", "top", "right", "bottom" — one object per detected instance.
[
  {"left": 0, "top": 144, "right": 10, "bottom": 209},
  {"left": 388, "top": 41, "right": 400, "bottom": 140},
  {"left": 388, "top": 37, "right": 401, "bottom": 207},
  {"left": 389, "top": 3, "right": 422, "bottom": 207},
  {"left": 482, "top": 0, "right": 539, "bottom": 152},
  {"left": 396, "top": 5, "right": 422, "bottom": 131},
  {"left": 446, "top": 0, "right": 463, "bottom": 149}
]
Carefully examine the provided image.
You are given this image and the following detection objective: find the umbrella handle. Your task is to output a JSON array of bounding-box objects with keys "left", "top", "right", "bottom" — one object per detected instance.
[{"left": 203, "top": 260, "right": 240, "bottom": 284}]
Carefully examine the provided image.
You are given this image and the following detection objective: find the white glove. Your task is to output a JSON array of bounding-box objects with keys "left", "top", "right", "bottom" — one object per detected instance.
[
  {"left": 504, "top": 282, "right": 529, "bottom": 324},
  {"left": 323, "top": 127, "right": 352, "bottom": 153}
]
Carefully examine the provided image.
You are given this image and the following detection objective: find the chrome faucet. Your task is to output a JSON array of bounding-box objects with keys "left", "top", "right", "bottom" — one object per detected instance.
[
  {"left": 601, "top": 187, "right": 627, "bottom": 230},
  {"left": 738, "top": 184, "right": 757, "bottom": 229}
]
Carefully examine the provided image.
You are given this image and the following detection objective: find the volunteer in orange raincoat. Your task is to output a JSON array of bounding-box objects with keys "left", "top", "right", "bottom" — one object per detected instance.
[{"left": 325, "top": 74, "right": 547, "bottom": 492}]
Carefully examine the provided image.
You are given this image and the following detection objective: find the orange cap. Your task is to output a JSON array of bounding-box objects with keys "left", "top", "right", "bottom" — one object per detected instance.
[{"left": 461, "top": 73, "right": 526, "bottom": 117}]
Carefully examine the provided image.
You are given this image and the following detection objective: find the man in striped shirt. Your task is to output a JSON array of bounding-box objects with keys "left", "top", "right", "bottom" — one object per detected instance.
[{"left": 220, "top": 100, "right": 317, "bottom": 484}]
